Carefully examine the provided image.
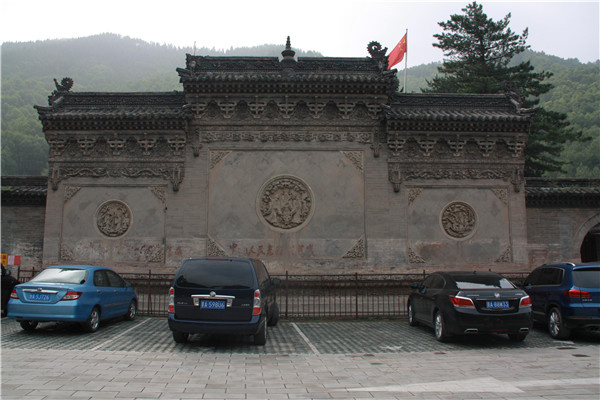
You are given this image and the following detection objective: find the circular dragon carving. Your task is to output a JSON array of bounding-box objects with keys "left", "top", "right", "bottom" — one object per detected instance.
[
  {"left": 96, "top": 200, "right": 132, "bottom": 237},
  {"left": 440, "top": 201, "right": 477, "bottom": 239},
  {"left": 258, "top": 176, "right": 314, "bottom": 231}
]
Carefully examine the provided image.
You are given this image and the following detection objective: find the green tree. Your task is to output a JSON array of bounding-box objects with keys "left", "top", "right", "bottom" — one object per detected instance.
[{"left": 424, "top": 1, "right": 585, "bottom": 176}]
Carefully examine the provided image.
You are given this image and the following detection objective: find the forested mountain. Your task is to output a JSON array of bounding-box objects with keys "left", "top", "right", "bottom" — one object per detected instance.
[{"left": 2, "top": 33, "right": 598, "bottom": 177}]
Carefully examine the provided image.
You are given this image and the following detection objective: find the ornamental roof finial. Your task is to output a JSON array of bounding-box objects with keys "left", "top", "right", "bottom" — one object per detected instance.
[{"left": 281, "top": 36, "right": 296, "bottom": 61}]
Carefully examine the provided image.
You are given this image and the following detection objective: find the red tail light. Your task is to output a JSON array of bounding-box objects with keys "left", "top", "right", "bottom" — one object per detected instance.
[
  {"left": 449, "top": 295, "right": 475, "bottom": 308},
  {"left": 61, "top": 291, "right": 82, "bottom": 301},
  {"left": 10, "top": 290, "right": 18, "bottom": 299},
  {"left": 520, "top": 296, "right": 532, "bottom": 307},
  {"left": 564, "top": 289, "right": 591, "bottom": 299},
  {"left": 252, "top": 289, "right": 261, "bottom": 315},
  {"left": 168, "top": 287, "right": 174, "bottom": 313}
]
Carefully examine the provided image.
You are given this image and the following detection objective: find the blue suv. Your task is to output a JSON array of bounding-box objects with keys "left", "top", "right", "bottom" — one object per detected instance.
[{"left": 522, "top": 262, "right": 600, "bottom": 339}]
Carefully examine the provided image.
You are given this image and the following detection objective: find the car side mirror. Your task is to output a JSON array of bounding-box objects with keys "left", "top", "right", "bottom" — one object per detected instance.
[
  {"left": 410, "top": 283, "right": 419, "bottom": 290},
  {"left": 420, "top": 286, "right": 427, "bottom": 294},
  {"left": 272, "top": 278, "right": 281, "bottom": 286}
]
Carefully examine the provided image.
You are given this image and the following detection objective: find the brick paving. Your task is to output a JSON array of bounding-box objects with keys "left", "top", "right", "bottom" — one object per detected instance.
[{"left": 1, "top": 317, "right": 599, "bottom": 399}]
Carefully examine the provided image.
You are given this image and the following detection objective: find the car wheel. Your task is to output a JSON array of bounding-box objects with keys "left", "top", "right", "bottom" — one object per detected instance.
[
  {"left": 508, "top": 333, "right": 527, "bottom": 342},
  {"left": 268, "top": 302, "right": 279, "bottom": 327},
  {"left": 547, "top": 307, "right": 571, "bottom": 340},
  {"left": 172, "top": 331, "right": 189, "bottom": 343},
  {"left": 19, "top": 320, "right": 38, "bottom": 331},
  {"left": 124, "top": 301, "right": 137, "bottom": 321},
  {"left": 254, "top": 320, "right": 267, "bottom": 346},
  {"left": 82, "top": 307, "right": 100, "bottom": 333},
  {"left": 408, "top": 302, "right": 418, "bottom": 326},
  {"left": 434, "top": 311, "right": 450, "bottom": 342}
]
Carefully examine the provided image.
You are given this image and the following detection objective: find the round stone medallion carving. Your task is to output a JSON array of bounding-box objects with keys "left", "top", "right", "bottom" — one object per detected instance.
[
  {"left": 258, "top": 175, "right": 314, "bottom": 232},
  {"left": 96, "top": 200, "right": 132, "bottom": 237},
  {"left": 440, "top": 201, "right": 477, "bottom": 239}
]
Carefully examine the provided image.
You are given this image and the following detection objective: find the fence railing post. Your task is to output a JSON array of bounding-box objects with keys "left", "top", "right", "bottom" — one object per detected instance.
[
  {"left": 355, "top": 272, "right": 359, "bottom": 319},
  {"left": 285, "top": 271, "right": 289, "bottom": 319},
  {"left": 147, "top": 269, "right": 152, "bottom": 316}
]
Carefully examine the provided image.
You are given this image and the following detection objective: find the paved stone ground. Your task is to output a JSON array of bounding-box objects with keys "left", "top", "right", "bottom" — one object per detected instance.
[{"left": 1, "top": 317, "right": 599, "bottom": 399}]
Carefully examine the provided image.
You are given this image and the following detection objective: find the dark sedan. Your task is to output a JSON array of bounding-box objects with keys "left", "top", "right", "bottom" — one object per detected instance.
[{"left": 408, "top": 271, "right": 532, "bottom": 342}]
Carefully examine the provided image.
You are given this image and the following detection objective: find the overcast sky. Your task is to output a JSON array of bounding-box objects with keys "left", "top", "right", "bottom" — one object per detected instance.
[{"left": 1, "top": 0, "right": 598, "bottom": 66}]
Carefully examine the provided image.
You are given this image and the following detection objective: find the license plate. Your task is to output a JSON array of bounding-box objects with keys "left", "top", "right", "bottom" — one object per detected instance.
[
  {"left": 27, "top": 293, "right": 51, "bottom": 302},
  {"left": 486, "top": 300, "right": 509, "bottom": 309},
  {"left": 200, "top": 300, "right": 226, "bottom": 309}
]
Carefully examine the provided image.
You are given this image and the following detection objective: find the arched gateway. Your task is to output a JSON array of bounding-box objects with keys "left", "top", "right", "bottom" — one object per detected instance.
[{"left": 4, "top": 39, "right": 596, "bottom": 274}]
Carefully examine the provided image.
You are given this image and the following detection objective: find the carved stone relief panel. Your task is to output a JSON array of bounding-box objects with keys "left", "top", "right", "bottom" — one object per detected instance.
[
  {"left": 440, "top": 201, "right": 477, "bottom": 240},
  {"left": 96, "top": 200, "right": 132, "bottom": 238},
  {"left": 257, "top": 175, "right": 314, "bottom": 232}
]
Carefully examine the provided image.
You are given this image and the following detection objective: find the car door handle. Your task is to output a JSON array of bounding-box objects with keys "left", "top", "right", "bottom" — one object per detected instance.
[{"left": 97, "top": 290, "right": 102, "bottom": 293}]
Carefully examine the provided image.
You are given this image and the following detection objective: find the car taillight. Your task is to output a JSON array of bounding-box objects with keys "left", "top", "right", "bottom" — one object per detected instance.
[
  {"left": 519, "top": 295, "right": 532, "bottom": 307},
  {"left": 253, "top": 289, "right": 261, "bottom": 315},
  {"left": 564, "top": 289, "right": 591, "bottom": 299},
  {"left": 10, "top": 290, "right": 18, "bottom": 299},
  {"left": 449, "top": 295, "right": 475, "bottom": 308},
  {"left": 168, "top": 287, "right": 174, "bottom": 313},
  {"left": 61, "top": 291, "right": 82, "bottom": 301}
]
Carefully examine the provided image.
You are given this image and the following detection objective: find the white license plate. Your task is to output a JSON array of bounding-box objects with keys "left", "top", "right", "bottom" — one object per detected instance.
[
  {"left": 486, "top": 300, "right": 509, "bottom": 309},
  {"left": 27, "top": 293, "right": 51, "bottom": 302},
  {"left": 200, "top": 300, "right": 226, "bottom": 309}
]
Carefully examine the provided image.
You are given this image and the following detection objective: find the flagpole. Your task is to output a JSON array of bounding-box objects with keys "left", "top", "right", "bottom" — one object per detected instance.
[{"left": 403, "top": 29, "right": 408, "bottom": 93}]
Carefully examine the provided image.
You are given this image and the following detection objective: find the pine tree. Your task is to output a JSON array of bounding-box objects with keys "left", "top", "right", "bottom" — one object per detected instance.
[{"left": 424, "top": 1, "right": 585, "bottom": 176}]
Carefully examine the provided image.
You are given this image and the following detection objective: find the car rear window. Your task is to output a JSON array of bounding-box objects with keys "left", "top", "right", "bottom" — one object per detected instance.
[
  {"left": 453, "top": 275, "right": 515, "bottom": 289},
  {"left": 573, "top": 268, "right": 600, "bottom": 288},
  {"left": 175, "top": 260, "right": 255, "bottom": 289},
  {"left": 30, "top": 268, "right": 88, "bottom": 284}
]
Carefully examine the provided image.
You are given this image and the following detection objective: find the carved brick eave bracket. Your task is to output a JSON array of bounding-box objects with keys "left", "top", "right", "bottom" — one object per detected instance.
[
  {"left": 48, "top": 163, "right": 185, "bottom": 192},
  {"left": 387, "top": 162, "right": 526, "bottom": 193}
]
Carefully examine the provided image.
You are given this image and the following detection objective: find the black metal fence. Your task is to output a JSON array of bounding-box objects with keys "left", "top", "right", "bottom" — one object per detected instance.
[{"left": 15, "top": 269, "right": 528, "bottom": 319}]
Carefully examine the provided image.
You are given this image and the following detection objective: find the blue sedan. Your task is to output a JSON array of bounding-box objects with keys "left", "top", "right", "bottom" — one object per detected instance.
[{"left": 7, "top": 265, "right": 137, "bottom": 332}]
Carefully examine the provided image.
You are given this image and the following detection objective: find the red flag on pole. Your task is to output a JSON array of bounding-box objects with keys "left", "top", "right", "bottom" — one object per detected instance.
[{"left": 388, "top": 33, "right": 407, "bottom": 69}]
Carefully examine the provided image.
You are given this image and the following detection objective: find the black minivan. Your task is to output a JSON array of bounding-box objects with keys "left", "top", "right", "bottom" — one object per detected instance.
[{"left": 168, "top": 257, "right": 280, "bottom": 345}]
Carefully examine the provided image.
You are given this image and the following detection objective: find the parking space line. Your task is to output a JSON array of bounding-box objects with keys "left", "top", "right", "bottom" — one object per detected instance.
[
  {"left": 291, "top": 322, "right": 320, "bottom": 355},
  {"left": 91, "top": 318, "right": 151, "bottom": 351}
]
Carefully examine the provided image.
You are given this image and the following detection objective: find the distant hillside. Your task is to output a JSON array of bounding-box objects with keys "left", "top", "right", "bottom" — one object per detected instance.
[{"left": 1, "top": 34, "right": 598, "bottom": 177}]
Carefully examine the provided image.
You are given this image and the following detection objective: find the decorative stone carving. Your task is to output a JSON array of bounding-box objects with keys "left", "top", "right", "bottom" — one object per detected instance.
[
  {"left": 207, "top": 237, "right": 227, "bottom": 257},
  {"left": 492, "top": 188, "right": 509, "bottom": 205},
  {"left": 47, "top": 136, "right": 68, "bottom": 156},
  {"left": 64, "top": 186, "right": 81, "bottom": 203},
  {"left": 258, "top": 175, "right": 314, "bottom": 231},
  {"left": 107, "top": 137, "right": 126, "bottom": 155},
  {"left": 408, "top": 247, "right": 426, "bottom": 264},
  {"left": 388, "top": 162, "right": 402, "bottom": 193},
  {"left": 77, "top": 137, "right": 97, "bottom": 156},
  {"left": 407, "top": 188, "right": 423, "bottom": 205},
  {"left": 343, "top": 237, "right": 366, "bottom": 258},
  {"left": 136, "top": 137, "right": 157, "bottom": 155},
  {"left": 341, "top": 151, "right": 363, "bottom": 172},
  {"left": 149, "top": 186, "right": 166, "bottom": 204},
  {"left": 60, "top": 244, "right": 74, "bottom": 261},
  {"left": 210, "top": 151, "right": 231, "bottom": 169},
  {"left": 48, "top": 164, "right": 184, "bottom": 192},
  {"left": 495, "top": 245, "right": 512, "bottom": 263},
  {"left": 167, "top": 136, "right": 186, "bottom": 155},
  {"left": 96, "top": 200, "right": 132, "bottom": 238},
  {"left": 441, "top": 202, "right": 477, "bottom": 239},
  {"left": 511, "top": 167, "right": 524, "bottom": 193}
]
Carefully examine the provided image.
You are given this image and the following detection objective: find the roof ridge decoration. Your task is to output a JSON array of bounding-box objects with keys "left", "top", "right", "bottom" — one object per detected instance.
[
  {"left": 48, "top": 77, "right": 73, "bottom": 106},
  {"left": 367, "top": 41, "right": 389, "bottom": 71}
]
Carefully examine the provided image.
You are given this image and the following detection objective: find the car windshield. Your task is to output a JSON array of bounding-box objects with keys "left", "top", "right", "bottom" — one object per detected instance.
[
  {"left": 573, "top": 267, "right": 600, "bottom": 288},
  {"left": 175, "top": 260, "right": 255, "bottom": 289},
  {"left": 30, "top": 268, "right": 88, "bottom": 284},
  {"left": 453, "top": 275, "right": 515, "bottom": 289}
]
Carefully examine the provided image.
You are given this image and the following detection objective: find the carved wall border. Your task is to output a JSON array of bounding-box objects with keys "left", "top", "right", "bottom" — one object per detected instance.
[
  {"left": 149, "top": 186, "right": 167, "bottom": 204},
  {"left": 48, "top": 163, "right": 184, "bottom": 192},
  {"left": 407, "top": 188, "right": 423, "bottom": 206},
  {"left": 491, "top": 188, "right": 509, "bottom": 206},
  {"left": 495, "top": 245, "right": 513, "bottom": 263}
]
